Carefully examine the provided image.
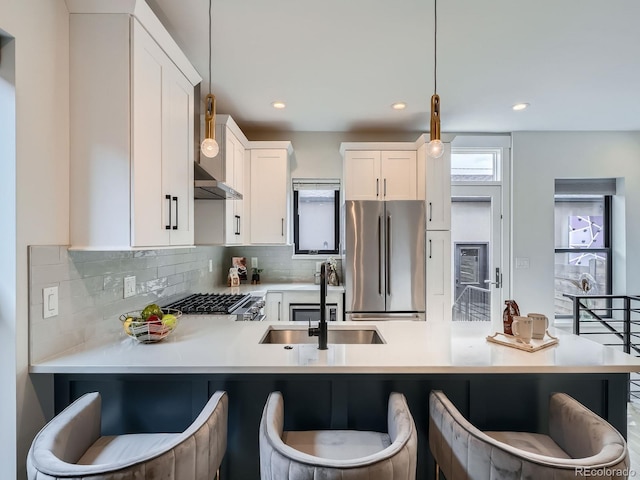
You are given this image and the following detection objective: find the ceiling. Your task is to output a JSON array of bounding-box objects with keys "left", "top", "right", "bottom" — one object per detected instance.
[{"left": 147, "top": 0, "right": 640, "bottom": 134}]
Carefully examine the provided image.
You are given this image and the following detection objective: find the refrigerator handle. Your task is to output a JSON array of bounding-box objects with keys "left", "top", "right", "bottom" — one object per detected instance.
[
  {"left": 378, "top": 215, "right": 383, "bottom": 295},
  {"left": 386, "top": 214, "right": 391, "bottom": 296}
]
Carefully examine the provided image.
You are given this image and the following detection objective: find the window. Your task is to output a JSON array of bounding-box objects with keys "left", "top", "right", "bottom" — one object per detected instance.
[
  {"left": 293, "top": 180, "right": 340, "bottom": 255},
  {"left": 554, "top": 194, "right": 612, "bottom": 318},
  {"left": 451, "top": 148, "right": 502, "bottom": 182}
]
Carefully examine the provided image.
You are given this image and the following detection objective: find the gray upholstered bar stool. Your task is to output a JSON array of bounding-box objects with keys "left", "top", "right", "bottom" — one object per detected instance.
[
  {"left": 27, "top": 390, "right": 228, "bottom": 480},
  {"left": 259, "top": 391, "right": 417, "bottom": 480},
  {"left": 429, "top": 390, "right": 630, "bottom": 480}
]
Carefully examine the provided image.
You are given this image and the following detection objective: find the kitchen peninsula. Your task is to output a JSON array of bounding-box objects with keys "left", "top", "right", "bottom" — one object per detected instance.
[{"left": 31, "top": 319, "right": 640, "bottom": 480}]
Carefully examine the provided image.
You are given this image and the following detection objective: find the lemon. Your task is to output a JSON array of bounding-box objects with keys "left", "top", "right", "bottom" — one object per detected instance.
[{"left": 161, "top": 314, "right": 177, "bottom": 329}]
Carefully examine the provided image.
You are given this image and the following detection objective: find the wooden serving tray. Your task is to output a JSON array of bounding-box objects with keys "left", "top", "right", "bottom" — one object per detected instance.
[{"left": 486, "top": 331, "right": 559, "bottom": 352}]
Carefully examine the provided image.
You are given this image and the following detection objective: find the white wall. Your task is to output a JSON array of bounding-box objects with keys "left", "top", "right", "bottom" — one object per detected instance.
[
  {"left": 0, "top": 1, "right": 70, "bottom": 478},
  {"left": 512, "top": 132, "right": 640, "bottom": 320}
]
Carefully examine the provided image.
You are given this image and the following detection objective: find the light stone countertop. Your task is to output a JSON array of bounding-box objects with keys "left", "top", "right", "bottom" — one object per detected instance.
[
  {"left": 211, "top": 282, "right": 345, "bottom": 296},
  {"left": 30, "top": 318, "right": 640, "bottom": 374}
]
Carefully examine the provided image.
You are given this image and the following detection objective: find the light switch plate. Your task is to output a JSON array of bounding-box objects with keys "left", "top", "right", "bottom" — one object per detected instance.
[
  {"left": 43, "top": 286, "right": 59, "bottom": 318},
  {"left": 515, "top": 257, "right": 530, "bottom": 269},
  {"left": 251, "top": 257, "right": 258, "bottom": 268},
  {"left": 208, "top": 259, "right": 213, "bottom": 272},
  {"left": 124, "top": 276, "right": 136, "bottom": 298}
]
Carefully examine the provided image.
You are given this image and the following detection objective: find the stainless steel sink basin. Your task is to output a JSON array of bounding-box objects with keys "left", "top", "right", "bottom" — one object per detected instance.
[{"left": 260, "top": 327, "right": 385, "bottom": 345}]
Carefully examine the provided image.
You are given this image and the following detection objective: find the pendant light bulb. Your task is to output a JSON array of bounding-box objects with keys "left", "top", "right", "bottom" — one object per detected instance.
[
  {"left": 427, "top": 139, "right": 444, "bottom": 159},
  {"left": 201, "top": 138, "right": 219, "bottom": 158},
  {"left": 201, "top": 93, "right": 219, "bottom": 158}
]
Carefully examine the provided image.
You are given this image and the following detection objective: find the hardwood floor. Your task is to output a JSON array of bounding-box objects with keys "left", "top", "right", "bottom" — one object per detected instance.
[{"left": 627, "top": 402, "right": 640, "bottom": 474}]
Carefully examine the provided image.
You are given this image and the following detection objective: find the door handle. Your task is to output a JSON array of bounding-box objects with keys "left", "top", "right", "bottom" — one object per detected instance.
[
  {"left": 484, "top": 268, "right": 502, "bottom": 288},
  {"left": 172, "top": 196, "right": 178, "bottom": 230},
  {"left": 165, "top": 194, "right": 172, "bottom": 230},
  {"left": 386, "top": 214, "right": 391, "bottom": 296},
  {"left": 378, "top": 215, "right": 383, "bottom": 296}
]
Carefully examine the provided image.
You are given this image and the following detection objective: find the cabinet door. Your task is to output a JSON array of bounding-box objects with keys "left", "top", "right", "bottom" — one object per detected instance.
[
  {"left": 380, "top": 151, "right": 417, "bottom": 200},
  {"left": 426, "top": 143, "right": 451, "bottom": 230},
  {"left": 426, "top": 230, "right": 452, "bottom": 321},
  {"left": 250, "top": 149, "right": 289, "bottom": 244},
  {"left": 163, "top": 61, "right": 194, "bottom": 246},
  {"left": 265, "top": 292, "right": 284, "bottom": 321},
  {"left": 131, "top": 19, "right": 169, "bottom": 247},
  {"left": 344, "top": 151, "right": 381, "bottom": 200},
  {"left": 233, "top": 138, "right": 246, "bottom": 244}
]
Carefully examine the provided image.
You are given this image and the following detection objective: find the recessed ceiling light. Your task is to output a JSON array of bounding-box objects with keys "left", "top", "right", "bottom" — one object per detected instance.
[
  {"left": 272, "top": 101, "right": 286, "bottom": 109},
  {"left": 391, "top": 102, "right": 407, "bottom": 110},
  {"left": 512, "top": 102, "right": 530, "bottom": 111}
]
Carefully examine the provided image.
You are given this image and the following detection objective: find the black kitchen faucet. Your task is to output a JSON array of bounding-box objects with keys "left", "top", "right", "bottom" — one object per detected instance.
[{"left": 308, "top": 262, "right": 328, "bottom": 350}]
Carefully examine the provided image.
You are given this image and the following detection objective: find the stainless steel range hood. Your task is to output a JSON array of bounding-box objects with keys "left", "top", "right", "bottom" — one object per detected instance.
[{"left": 194, "top": 162, "right": 243, "bottom": 200}]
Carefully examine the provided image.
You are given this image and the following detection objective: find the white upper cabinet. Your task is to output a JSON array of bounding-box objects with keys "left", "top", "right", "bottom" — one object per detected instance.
[
  {"left": 343, "top": 149, "right": 417, "bottom": 201},
  {"left": 250, "top": 149, "right": 290, "bottom": 245},
  {"left": 68, "top": 2, "right": 200, "bottom": 249},
  {"left": 418, "top": 141, "right": 451, "bottom": 230}
]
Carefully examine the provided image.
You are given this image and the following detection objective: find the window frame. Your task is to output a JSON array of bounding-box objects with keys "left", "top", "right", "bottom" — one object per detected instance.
[
  {"left": 293, "top": 188, "right": 340, "bottom": 256},
  {"left": 554, "top": 195, "right": 612, "bottom": 319}
]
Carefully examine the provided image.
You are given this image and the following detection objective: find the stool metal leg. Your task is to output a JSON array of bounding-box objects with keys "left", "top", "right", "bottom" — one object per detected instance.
[
  {"left": 435, "top": 463, "right": 440, "bottom": 479},
  {"left": 215, "top": 468, "right": 220, "bottom": 480}
]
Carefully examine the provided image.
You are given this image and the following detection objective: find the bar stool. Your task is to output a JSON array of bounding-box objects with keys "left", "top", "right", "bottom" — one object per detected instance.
[
  {"left": 259, "top": 391, "right": 417, "bottom": 480},
  {"left": 429, "top": 390, "right": 629, "bottom": 479},
  {"left": 27, "top": 390, "right": 228, "bottom": 480}
]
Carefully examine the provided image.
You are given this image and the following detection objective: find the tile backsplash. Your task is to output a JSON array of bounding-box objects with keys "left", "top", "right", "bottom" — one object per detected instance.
[
  {"left": 29, "top": 244, "right": 341, "bottom": 363},
  {"left": 29, "top": 245, "right": 226, "bottom": 363}
]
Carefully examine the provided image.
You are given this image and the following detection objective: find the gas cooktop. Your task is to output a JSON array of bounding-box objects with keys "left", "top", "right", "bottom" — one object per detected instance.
[{"left": 164, "top": 293, "right": 265, "bottom": 321}]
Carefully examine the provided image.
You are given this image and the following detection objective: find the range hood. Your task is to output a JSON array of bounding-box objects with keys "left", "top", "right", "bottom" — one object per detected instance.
[{"left": 194, "top": 162, "right": 243, "bottom": 200}]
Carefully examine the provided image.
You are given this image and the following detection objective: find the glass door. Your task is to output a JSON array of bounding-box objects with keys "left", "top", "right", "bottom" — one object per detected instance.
[{"left": 451, "top": 185, "right": 503, "bottom": 327}]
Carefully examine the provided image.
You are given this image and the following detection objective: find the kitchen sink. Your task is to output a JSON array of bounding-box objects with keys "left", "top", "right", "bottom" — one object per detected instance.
[{"left": 260, "top": 327, "right": 385, "bottom": 345}]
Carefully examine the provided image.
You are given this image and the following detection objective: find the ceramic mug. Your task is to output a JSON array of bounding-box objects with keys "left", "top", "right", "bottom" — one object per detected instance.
[
  {"left": 527, "top": 313, "right": 549, "bottom": 340},
  {"left": 511, "top": 316, "right": 533, "bottom": 344}
]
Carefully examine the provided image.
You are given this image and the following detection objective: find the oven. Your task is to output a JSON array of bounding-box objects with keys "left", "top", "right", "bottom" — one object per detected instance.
[{"left": 289, "top": 304, "right": 338, "bottom": 323}]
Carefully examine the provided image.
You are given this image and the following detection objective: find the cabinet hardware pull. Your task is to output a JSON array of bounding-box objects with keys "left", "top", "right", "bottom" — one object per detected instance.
[
  {"left": 281, "top": 218, "right": 284, "bottom": 236},
  {"left": 165, "top": 194, "right": 172, "bottom": 230},
  {"left": 238, "top": 215, "right": 241, "bottom": 235},
  {"left": 429, "top": 239, "right": 432, "bottom": 259},
  {"left": 429, "top": 202, "right": 433, "bottom": 222},
  {"left": 278, "top": 301, "right": 281, "bottom": 321},
  {"left": 376, "top": 178, "right": 379, "bottom": 197},
  {"left": 172, "top": 196, "right": 178, "bottom": 230},
  {"left": 384, "top": 178, "right": 387, "bottom": 197},
  {"left": 235, "top": 215, "right": 240, "bottom": 235}
]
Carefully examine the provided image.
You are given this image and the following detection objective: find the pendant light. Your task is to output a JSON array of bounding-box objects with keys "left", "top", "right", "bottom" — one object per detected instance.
[
  {"left": 200, "top": 0, "right": 219, "bottom": 158},
  {"left": 427, "top": 0, "right": 444, "bottom": 159}
]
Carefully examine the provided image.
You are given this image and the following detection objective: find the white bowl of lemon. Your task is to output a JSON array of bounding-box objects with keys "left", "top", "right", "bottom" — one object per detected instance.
[{"left": 119, "top": 303, "right": 181, "bottom": 343}]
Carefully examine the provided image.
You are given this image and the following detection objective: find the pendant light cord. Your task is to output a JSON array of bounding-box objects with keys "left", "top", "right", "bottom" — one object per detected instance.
[
  {"left": 208, "top": 0, "right": 212, "bottom": 94},
  {"left": 433, "top": 0, "right": 437, "bottom": 95}
]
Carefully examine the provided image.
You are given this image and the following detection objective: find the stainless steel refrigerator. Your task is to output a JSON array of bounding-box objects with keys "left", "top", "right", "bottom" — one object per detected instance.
[{"left": 344, "top": 200, "right": 426, "bottom": 320}]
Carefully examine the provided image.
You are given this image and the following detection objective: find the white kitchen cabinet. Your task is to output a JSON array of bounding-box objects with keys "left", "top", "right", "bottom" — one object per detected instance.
[
  {"left": 343, "top": 150, "right": 417, "bottom": 201},
  {"left": 426, "top": 230, "right": 452, "bottom": 321},
  {"left": 265, "top": 292, "right": 284, "bottom": 321},
  {"left": 250, "top": 149, "right": 290, "bottom": 244},
  {"left": 220, "top": 128, "right": 246, "bottom": 245},
  {"left": 418, "top": 142, "right": 451, "bottom": 230},
  {"left": 69, "top": 6, "right": 200, "bottom": 249}
]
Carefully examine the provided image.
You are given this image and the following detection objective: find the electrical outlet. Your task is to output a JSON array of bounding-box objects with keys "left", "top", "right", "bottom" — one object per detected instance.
[
  {"left": 124, "top": 276, "right": 136, "bottom": 298},
  {"left": 251, "top": 257, "right": 258, "bottom": 269},
  {"left": 208, "top": 259, "right": 213, "bottom": 272},
  {"left": 43, "top": 286, "right": 59, "bottom": 318},
  {"left": 515, "top": 257, "right": 530, "bottom": 269}
]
